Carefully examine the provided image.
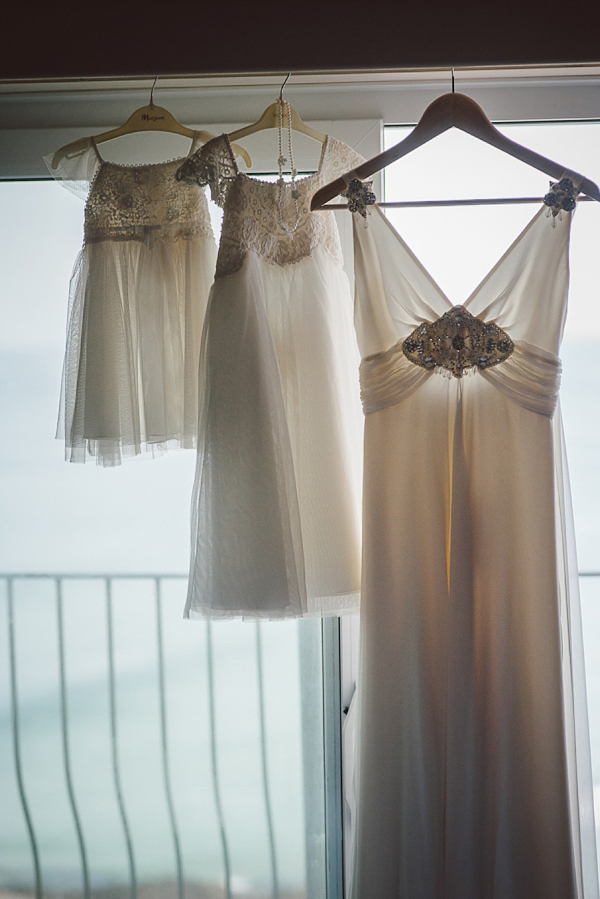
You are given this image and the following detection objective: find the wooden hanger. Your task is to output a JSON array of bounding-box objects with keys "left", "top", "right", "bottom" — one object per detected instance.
[
  {"left": 227, "top": 73, "right": 327, "bottom": 145},
  {"left": 50, "top": 77, "right": 252, "bottom": 170},
  {"left": 311, "top": 91, "right": 600, "bottom": 209}
]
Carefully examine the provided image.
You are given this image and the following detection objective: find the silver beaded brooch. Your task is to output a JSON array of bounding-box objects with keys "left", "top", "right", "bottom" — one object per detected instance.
[
  {"left": 402, "top": 305, "right": 514, "bottom": 379},
  {"left": 543, "top": 177, "right": 579, "bottom": 222},
  {"left": 341, "top": 178, "right": 377, "bottom": 218}
]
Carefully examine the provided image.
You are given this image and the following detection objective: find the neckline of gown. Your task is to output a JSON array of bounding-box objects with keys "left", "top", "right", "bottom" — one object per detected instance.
[
  {"left": 90, "top": 133, "right": 200, "bottom": 169},
  {"left": 372, "top": 201, "right": 568, "bottom": 310},
  {"left": 222, "top": 132, "right": 331, "bottom": 186}
]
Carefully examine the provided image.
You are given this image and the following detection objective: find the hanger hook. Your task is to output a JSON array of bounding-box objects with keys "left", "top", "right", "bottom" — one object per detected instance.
[
  {"left": 150, "top": 75, "right": 158, "bottom": 107},
  {"left": 451, "top": 67, "right": 455, "bottom": 94},
  {"left": 279, "top": 72, "right": 291, "bottom": 102}
]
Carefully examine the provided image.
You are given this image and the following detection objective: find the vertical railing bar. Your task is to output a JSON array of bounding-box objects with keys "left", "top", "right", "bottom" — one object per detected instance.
[
  {"left": 255, "top": 622, "right": 280, "bottom": 899},
  {"left": 298, "top": 621, "right": 327, "bottom": 898},
  {"left": 155, "top": 578, "right": 185, "bottom": 899},
  {"left": 321, "top": 617, "right": 344, "bottom": 899},
  {"left": 6, "top": 576, "right": 43, "bottom": 899},
  {"left": 106, "top": 577, "right": 138, "bottom": 899},
  {"left": 206, "top": 620, "right": 232, "bottom": 899},
  {"left": 321, "top": 619, "right": 331, "bottom": 898},
  {"left": 56, "top": 577, "right": 91, "bottom": 899}
]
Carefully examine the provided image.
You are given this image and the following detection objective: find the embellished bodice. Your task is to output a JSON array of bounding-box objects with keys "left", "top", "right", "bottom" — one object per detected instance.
[
  {"left": 85, "top": 142, "right": 213, "bottom": 247},
  {"left": 402, "top": 306, "right": 514, "bottom": 378},
  {"left": 352, "top": 191, "right": 579, "bottom": 419},
  {"left": 176, "top": 134, "right": 364, "bottom": 278}
]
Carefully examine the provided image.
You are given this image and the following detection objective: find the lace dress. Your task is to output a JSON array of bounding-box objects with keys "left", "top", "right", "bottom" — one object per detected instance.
[
  {"left": 45, "top": 134, "right": 217, "bottom": 465},
  {"left": 348, "top": 188, "right": 599, "bottom": 898},
  {"left": 176, "top": 134, "right": 364, "bottom": 619}
]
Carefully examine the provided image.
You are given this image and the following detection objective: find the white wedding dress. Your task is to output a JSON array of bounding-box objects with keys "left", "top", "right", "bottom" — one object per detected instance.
[
  {"left": 176, "top": 134, "right": 364, "bottom": 619},
  {"left": 46, "top": 134, "right": 217, "bottom": 465},
  {"left": 349, "top": 192, "right": 598, "bottom": 898}
]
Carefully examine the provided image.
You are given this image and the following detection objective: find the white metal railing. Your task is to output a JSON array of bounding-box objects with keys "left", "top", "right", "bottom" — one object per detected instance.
[{"left": 2, "top": 574, "right": 336, "bottom": 899}]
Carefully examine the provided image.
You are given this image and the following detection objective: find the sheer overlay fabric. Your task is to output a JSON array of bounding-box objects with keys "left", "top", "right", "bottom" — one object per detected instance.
[
  {"left": 176, "top": 135, "right": 364, "bottom": 619},
  {"left": 349, "top": 203, "right": 598, "bottom": 899},
  {"left": 45, "top": 135, "right": 217, "bottom": 465}
]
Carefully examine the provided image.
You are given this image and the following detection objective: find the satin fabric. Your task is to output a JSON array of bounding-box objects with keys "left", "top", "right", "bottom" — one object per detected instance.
[{"left": 350, "top": 204, "right": 598, "bottom": 899}]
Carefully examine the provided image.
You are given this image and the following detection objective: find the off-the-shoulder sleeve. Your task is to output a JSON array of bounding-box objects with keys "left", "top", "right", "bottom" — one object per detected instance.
[
  {"left": 176, "top": 135, "right": 237, "bottom": 208},
  {"left": 44, "top": 137, "right": 102, "bottom": 200}
]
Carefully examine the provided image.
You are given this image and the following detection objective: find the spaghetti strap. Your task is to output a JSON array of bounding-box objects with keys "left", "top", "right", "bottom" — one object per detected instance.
[{"left": 90, "top": 136, "right": 104, "bottom": 164}]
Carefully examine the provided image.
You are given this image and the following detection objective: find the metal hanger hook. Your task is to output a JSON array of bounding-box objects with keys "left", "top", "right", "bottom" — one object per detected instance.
[
  {"left": 150, "top": 75, "right": 158, "bottom": 107},
  {"left": 451, "top": 68, "right": 455, "bottom": 94},
  {"left": 279, "top": 72, "right": 291, "bottom": 102}
]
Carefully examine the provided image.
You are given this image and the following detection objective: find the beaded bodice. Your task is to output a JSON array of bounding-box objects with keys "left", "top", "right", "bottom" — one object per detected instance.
[
  {"left": 176, "top": 134, "right": 364, "bottom": 278},
  {"left": 85, "top": 148, "right": 213, "bottom": 247},
  {"left": 402, "top": 305, "right": 514, "bottom": 378}
]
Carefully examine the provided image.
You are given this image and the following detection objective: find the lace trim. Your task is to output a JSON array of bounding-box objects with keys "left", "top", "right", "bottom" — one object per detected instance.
[
  {"left": 85, "top": 221, "right": 214, "bottom": 247},
  {"left": 85, "top": 154, "right": 212, "bottom": 245},
  {"left": 175, "top": 134, "right": 238, "bottom": 208},
  {"left": 90, "top": 134, "right": 200, "bottom": 169},
  {"left": 177, "top": 134, "right": 365, "bottom": 277}
]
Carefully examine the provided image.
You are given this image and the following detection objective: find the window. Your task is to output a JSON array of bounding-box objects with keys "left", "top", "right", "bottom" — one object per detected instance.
[
  {"left": 1, "top": 67, "right": 600, "bottom": 898},
  {"left": 0, "top": 174, "right": 338, "bottom": 899}
]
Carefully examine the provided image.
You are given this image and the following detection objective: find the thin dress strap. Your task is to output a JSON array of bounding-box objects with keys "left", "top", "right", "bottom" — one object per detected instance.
[{"left": 90, "top": 136, "right": 104, "bottom": 164}]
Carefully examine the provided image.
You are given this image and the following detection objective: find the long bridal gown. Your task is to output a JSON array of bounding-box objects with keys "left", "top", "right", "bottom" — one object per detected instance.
[
  {"left": 176, "top": 134, "right": 364, "bottom": 619},
  {"left": 349, "top": 195, "right": 598, "bottom": 898}
]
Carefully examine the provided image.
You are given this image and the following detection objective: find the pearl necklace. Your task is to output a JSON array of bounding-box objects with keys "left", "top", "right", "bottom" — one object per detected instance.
[{"left": 276, "top": 99, "right": 302, "bottom": 234}]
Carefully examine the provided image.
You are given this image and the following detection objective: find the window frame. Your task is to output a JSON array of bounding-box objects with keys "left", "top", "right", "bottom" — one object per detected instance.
[{"left": 2, "top": 64, "right": 600, "bottom": 899}]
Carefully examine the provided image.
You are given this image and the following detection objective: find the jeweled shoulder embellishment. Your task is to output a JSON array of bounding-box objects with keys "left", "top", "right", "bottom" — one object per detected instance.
[
  {"left": 402, "top": 306, "right": 514, "bottom": 379},
  {"left": 543, "top": 177, "right": 579, "bottom": 225},
  {"left": 341, "top": 178, "right": 376, "bottom": 218}
]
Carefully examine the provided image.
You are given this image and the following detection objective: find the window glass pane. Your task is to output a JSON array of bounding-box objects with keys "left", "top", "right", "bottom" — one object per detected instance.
[
  {"left": 0, "top": 181, "right": 327, "bottom": 899},
  {"left": 384, "top": 121, "right": 600, "bottom": 870}
]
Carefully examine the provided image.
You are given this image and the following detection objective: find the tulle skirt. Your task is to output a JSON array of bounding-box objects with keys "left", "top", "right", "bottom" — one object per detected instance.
[
  {"left": 185, "top": 247, "right": 363, "bottom": 620},
  {"left": 58, "top": 235, "right": 217, "bottom": 465}
]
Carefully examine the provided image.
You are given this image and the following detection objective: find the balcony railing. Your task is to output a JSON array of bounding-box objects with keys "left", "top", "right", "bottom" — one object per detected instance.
[
  {"left": 7, "top": 572, "right": 596, "bottom": 899},
  {"left": 1, "top": 575, "right": 335, "bottom": 899}
]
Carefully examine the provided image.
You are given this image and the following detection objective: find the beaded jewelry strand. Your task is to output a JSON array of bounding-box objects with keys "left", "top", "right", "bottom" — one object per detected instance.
[{"left": 276, "top": 99, "right": 302, "bottom": 234}]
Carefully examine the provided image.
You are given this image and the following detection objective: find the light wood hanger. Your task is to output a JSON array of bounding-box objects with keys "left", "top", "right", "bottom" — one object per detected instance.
[
  {"left": 311, "top": 90, "right": 600, "bottom": 210},
  {"left": 50, "top": 76, "right": 252, "bottom": 170},
  {"left": 227, "top": 73, "right": 327, "bottom": 145}
]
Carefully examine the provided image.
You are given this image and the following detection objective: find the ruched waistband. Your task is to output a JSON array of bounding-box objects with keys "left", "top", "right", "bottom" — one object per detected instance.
[{"left": 360, "top": 339, "right": 561, "bottom": 417}]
